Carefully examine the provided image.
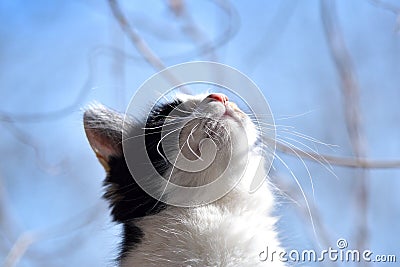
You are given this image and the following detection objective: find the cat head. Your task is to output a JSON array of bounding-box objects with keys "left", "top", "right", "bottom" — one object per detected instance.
[{"left": 84, "top": 93, "right": 261, "bottom": 221}]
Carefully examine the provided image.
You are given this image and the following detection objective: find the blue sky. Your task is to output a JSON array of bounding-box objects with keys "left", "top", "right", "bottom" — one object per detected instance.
[{"left": 1, "top": 0, "right": 399, "bottom": 266}]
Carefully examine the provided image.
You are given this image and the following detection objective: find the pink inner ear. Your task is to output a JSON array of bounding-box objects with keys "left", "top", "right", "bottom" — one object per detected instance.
[{"left": 85, "top": 128, "right": 120, "bottom": 161}]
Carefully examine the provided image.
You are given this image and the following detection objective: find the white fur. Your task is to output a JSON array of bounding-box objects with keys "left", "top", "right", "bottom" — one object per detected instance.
[{"left": 122, "top": 94, "right": 285, "bottom": 266}]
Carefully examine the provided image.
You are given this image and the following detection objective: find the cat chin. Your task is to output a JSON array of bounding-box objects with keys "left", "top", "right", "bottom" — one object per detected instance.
[{"left": 161, "top": 149, "right": 263, "bottom": 198}]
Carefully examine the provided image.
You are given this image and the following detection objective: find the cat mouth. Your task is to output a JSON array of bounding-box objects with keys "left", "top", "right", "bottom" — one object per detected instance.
[
  {"left": 221, "top": 103, "right": 244, "bottom": 123},
  {"left": 222, "top": 108, "right": 236, "bottom": 118}
]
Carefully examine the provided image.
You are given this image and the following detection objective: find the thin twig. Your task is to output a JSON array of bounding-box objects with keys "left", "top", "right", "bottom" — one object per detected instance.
[
  {"left": 0, "top": 45, "right": 102, "bottom": 123},
  {"left": 167, "top": 0, "right": 218, "bottom": 60},
  {"left": 367, "top": 0, "right": 400, "bottom": 15},
  {"left": 166, "top": 0, "right": 238, "bottom": 60},
  {"left": 2, "top": 232, "right": 37, "bottom": 267},
  {"left": 1, "top": 203, "right": 104, "bottom": 267},
  {"left": 108, "top": 0, "right": 190, "bottom": 93},
  {"left": 367, "top": 0, "right": 400, "bottom": 32},
  {"left": 246, "top": 0, "right": 298, "bottom": 70},
  {"left": 110, "top": 16, "right": 127, "bottom": 109},
  {"left": 1, "top": 121, "right": 66, "bottom": 174},
  {"left": 321, "top": 0, "right": 369, "bottom": 255},
  {"left": 0, "top": 175, "right": 22, "bottom": 254},
  {"left": 108, "top": 0, "right": 165, "bottom": 70},
  {"left": 276, "top": 142, "right": 400, "bottom": 169},
  {"left": 272, "top": 174, "right": 338, "bottom": 267}
]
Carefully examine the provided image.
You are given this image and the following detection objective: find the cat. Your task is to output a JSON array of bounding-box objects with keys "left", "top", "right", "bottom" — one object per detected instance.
[{"left": 84, "top": 93, "right": 286, "bottom": 266}]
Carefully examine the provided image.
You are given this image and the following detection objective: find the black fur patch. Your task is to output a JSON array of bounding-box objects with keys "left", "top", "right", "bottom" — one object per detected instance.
[
  {"left": 144, "top": 99, "right": 184, "bottom": 176},
  {"left": 120, "top": 223, "right": 144, "bottom": 259},
  {"left": 104, "top": 155, "right": 167, "bottom": 222},
  {"left": 97, "top": 99, "right": 184, "bottom": 259}
]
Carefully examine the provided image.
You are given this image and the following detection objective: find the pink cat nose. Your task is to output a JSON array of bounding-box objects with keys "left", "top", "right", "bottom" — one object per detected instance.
[{"left": 207, "top": 93, "right": 229, "bottom": 105}]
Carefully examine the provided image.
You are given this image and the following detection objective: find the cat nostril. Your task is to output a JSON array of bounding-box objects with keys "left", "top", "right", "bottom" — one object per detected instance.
[{"left": 207, "top": 93, "right": 229, "bottom": 105}]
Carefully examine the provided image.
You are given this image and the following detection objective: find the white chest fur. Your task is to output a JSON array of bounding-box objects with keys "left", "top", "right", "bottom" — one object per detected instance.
[{"left": 121, "top": 182, "right": 285, "bottom": 267}]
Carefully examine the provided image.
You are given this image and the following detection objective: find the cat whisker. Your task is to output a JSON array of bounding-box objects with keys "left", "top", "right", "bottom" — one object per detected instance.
[
  {"left": 204, "top": 125, "right": 222, "bottom": 147},
  {"left": 253, "top": 121, "right": 295, "bottom": 131},
  {"left": 186, "top": 123, "right": 202, "bottom": 161},
  {"left": 142, "top": 119, "right": 186, "bottom": 130},
  {"left": 167, "top": 104, "right": 192, "bottom": 115},
  {"left": 119, "top": 132, "right": 152, "bottom": 144},
  {"left": 272, "top": 150, "right": 319, "bottom": 245},
  {"left": 120, "top": 129, "right": 171, "bottom": 144},
  {"left": 153, "top": 131, "right": 188, "bottom": 210},
  {"left": 157, "top": 95, "right": 192, "bottom": 115},
  {"left": 149, "top": 114, "right": 187, "bottom": 120},
  {"left": 265, "top": 176, "right": 301, "bottom": 207},
  {"left": 156, "top": 127, "right": 183, "bottom": 163},
  {"left": 244, "top": 112, "right": 274, "bottom": 118},
  {"left": 279, "top": 136, "right": 336, "bottom": 175},
  {"left": 276, "top": 138, "right": 316, "bottom": 201},
  {"left": 280, "top": 130, "right": 338, "bottom": 151},
  {"left": 275, "top": 110, "right": 315, "bottom": 121}
]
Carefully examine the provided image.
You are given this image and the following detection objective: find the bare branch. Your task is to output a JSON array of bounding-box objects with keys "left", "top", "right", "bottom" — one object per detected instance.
[
  {"left": 166, "top": 0, "right": 218, "bottom": 60},
  {"left": 272, "top": 175, "right": 338, "bottom": 267},
  {"left": 1, "top": 203, "right": 104, "bottom": 267},
  {"left": 367, "top": 0, "right": 400, "bottom": 32},
  {"left": 1, "top": 121, "right": 66, "bottom": 174},
  {"left": 108, "top": 0, "right": 165, "bottom": 71},
  {"left": 107, "top": 0, "right": 239, "bottom": 94},
  {"left": 321, "top": 0, "right": 369, "bottom": 253},
  {"left": 245, "top": 0, "right": 298, "bottom": 70},
  {"left": 2, "top": 232, "right": 37, "bottom": 267},
  {"left": 0, "top": 46, "right": 102, "bottom": 123},
  {"left": 0, "top": 175, "right": 23, "bottom": 254},
  {"left": 166, "top": 0, "right": 239, "bottom": 60},
  {"left": 367, "top": 0, "right": 400, "bottom": 15},
  {"left": 276, "top": 142, "right": 400, "bottom": 169},
  {"left": 108, "top": 0, "right": 192, "bottom": 93}
]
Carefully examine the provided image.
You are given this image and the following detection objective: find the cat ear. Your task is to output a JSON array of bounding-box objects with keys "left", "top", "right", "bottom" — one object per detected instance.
[{"left": 83, "top": 104, "right": 124, "bottom": 171}]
